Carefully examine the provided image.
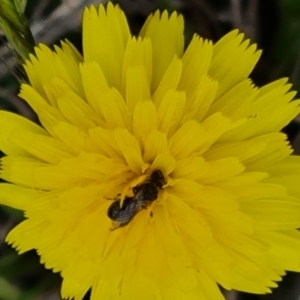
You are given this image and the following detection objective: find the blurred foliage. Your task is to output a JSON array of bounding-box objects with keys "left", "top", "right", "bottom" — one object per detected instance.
[{"left": 0, "top": 0, "right": 300, "bottom": 299}]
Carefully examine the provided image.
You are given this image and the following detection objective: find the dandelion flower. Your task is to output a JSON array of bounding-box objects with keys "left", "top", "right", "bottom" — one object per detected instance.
[{"left": 1, "top": 2, "right": 300, "bottom": 300}]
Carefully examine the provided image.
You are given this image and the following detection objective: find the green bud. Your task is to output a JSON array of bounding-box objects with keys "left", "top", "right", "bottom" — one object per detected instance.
[{"left": 0, "top": 0, "right": 35, "bottom": 62}]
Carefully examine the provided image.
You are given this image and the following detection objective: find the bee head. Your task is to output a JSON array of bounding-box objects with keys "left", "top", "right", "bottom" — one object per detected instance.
[{"left": 150, "top": 170, "right": 165, "bottom": 189}]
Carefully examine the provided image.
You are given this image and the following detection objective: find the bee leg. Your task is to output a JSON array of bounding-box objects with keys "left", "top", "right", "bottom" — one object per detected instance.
[
  {"left": 106, "top": 193, "right": 121, "bottom": 201},
  {"left": 109, "top": 220, "right": 123, "bottom": 231},
  {"left": 139, "top": 201, "right": 149, "bottom": 209}
]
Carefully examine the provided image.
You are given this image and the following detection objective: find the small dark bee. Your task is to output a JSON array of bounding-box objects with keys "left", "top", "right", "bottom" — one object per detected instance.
[
  {"left": 133, "top": 170, "right": 166, "bottom": 208},
  {"left": 107, "top": 196, "right": 140, "bottom": 227},
  {"left": 107, "top": 170, "right": 165, "bottom": 229}
]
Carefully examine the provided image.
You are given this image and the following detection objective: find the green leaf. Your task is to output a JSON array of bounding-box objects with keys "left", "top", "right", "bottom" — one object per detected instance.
[
  {"left": 13, "top": 0, "right": 27, "bottom": 15},
  {"left": 0, "top": 277, "right": 20, "bottom": 300}
]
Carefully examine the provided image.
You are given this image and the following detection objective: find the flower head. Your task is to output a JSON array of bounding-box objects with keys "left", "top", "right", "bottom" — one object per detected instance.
[{"left": 1, "top": 2, "right": 300, "bottom": 300}]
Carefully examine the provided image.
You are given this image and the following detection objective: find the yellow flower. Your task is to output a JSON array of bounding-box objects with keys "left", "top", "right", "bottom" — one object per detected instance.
[{"left": 1, "top": 2, "right": 300, "bottom": 299}]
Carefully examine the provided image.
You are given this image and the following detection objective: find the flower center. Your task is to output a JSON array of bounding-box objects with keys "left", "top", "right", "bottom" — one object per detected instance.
[{"left": 107, "top": 170, "right": 166, "bottom": 229}]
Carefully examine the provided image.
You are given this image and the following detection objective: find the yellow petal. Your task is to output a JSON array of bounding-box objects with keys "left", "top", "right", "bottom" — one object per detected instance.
[
  {"left": 125, "top": 65, "right": 151, "bottom": 113},
  {"left": 199, "top": 157, "right": 245, "bottom": 184},
  {"left": 82, "top": 4, "right": 130, "bottom": 89},
  {"left": 156, "top": 89, "right": 186, "bottom": 136},
  {"left": 182, "top": 75, "right": 218, "bottom": 122},
  {"left": 223, "top": 80, "right": 300, "bottom": 141},
  {"left": 52, "top": 122, "right": 98, "bottom": 154},
  {"left": 245, "top": 133, "right": 292, "bottom": 171},
  {"left": 57, "top": 91, "right": 98, "bottom": 131},
  {"left": 0, "top": 111, "right": 48, "bottom": 156},
  {"left": 133, "top": 100, "right": 157, "bottom": 140},
  {"left": 113, "top": 128, "right": 147, "bottom": 174},
  {"left": 168, "top": 120, "right": 206, "bottom": 159},
  {"left": 209, "top": 30, "right": 261, "bottom": 98},
  {"left": 152, "top": 56, "right": 182, "bottom": 104},
  {"left": 143, "top": 130, "right": 168, "bottom": 163},
  {"left": 205, "top": 134, "right": 266, "bottom": 162},
  {"left": 198, "top": 112, "right": 234, "bottom": 154},
  {"left": 24, "top": 45, "right": 56, "bottom": 97},
  {"left": 151, "top": 152, "right": 176, "bottom": 176},
  {"left": 241, "top": 198, "right": 300, "bottom": 230},
  {"left": 208, "top": 79, "right": 258, "bottom": 120},
  {"left": 264, "top": 155, "right": 300, "bottom": 197},
  {"left": 80, "top": 61, "right": 109, "bottom": 120},
  {"left": 179, "top": 35, "right": 213, "bottom": 97},
  {"left": 172, "top": 157, "right": 208, "bottom": 180},
  {"left": 24, "top": 43, "right": 83, "bottom": 99},
  {"left": 0, "top": 184, "right": 40, "bottom": 210},
  {"left": 19, "top": 84, "right": 48, "bottom": 112},
  {"left": 89, "top": 127, "right": 122, "bottom": 159},
  {"left": 10, "top": 130, "right": 72, "bottom": 164},
  {"left": 122, "top": 37, "right": 152, "bottom": 92},
  {"left": 256, "top": 230, "right": 300, "bottom": 271},
  {"left": 140, "top": 10, "right": 184, "bottom": 91}
]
